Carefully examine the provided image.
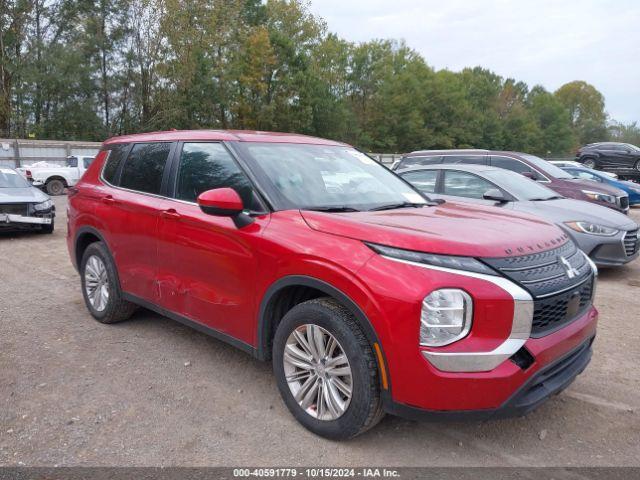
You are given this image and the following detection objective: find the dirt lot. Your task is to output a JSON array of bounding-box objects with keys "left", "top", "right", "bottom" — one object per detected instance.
[{"left": 1, "top": 196, "right": 639, "bottom": 467}]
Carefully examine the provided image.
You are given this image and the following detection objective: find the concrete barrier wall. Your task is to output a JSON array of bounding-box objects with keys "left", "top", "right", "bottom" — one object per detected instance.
[{"left": 0, "top": 139, "right": 101, "bottom": 168}]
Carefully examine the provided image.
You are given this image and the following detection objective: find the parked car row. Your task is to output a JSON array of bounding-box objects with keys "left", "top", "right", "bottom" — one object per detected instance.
[{"left": 65, "top": 130, "right": 607, "bottom": 440}]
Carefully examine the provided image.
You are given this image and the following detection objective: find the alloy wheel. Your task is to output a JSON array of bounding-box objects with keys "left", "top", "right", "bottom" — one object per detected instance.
[
  {"left": 84, "top": 255, "right": 110, "bottom": 312},
  {"left": 283, "top": 324, "right": 353, "bottom": 421}
]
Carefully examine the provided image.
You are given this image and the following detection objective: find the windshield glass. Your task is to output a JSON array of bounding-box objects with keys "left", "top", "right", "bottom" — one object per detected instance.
[
  {"left": 518, "top": 154, "right": 573, "bottom": 179},
  {"left": 241, "top": 143, "right": 427, "bottom": 211},
  {"left": 484, "top": 169, "right": 561, "bottom": 201},
  {"left": 627, "top": 144, "right": 640, "bottom": 152},
  {"left": 0, "top": 168, "right": 30, "bottom": 188}
]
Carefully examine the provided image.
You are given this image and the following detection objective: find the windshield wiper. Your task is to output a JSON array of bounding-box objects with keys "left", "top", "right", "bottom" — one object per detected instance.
[
  {"left": 530, "top": 196, "right": 563, "bottom": 201},
  {"left": 304, "top": 206, "right": 361, "bottom": 212},
  {"left": 369, "top": 202, "right": 427, "bottom": 211}
]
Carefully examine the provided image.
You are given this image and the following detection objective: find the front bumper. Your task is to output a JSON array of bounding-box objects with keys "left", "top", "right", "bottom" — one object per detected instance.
[
  {"left": 579, "top": 229, "right": 640, "bottom": 267},
  {"left": 386, "top": 334, "right": 594, "bottom": 421},
  {"left": 0, "top": 210, "right": 54, "bottom": 230}
]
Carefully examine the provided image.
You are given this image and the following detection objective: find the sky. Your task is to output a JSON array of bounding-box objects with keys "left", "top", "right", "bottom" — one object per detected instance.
[{"left": 308, "top": 0, "right": 640, "bottom": 124}]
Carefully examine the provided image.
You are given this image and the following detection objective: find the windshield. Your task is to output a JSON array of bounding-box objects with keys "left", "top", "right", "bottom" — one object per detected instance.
[
  {"left": 627, "top": 144, "right": 640, "bottom": 152},
  {"left": 240, "top": 143, "right": 427, "bottom": 211},
  {"left": 0, "top": 168, "right": 30, "bottom": 188},
  {"left": 518, "top": 154, "right": 573, "bottom": 179},
  {"left": 484, "top": 169, "right": 561, "bottom": 201}
]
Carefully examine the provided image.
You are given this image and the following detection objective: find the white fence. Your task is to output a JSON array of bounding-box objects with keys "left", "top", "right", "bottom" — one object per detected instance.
[{"left": 0, "top": 139, "right": 101, "bottom": 168}]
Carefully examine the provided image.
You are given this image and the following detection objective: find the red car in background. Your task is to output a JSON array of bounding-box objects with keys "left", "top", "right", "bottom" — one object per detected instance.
[
  {"left": 67, "top": 131, "right": 598, "bottom": 439},
  {"left": 395, "top": 149, "right": 630, "bottom": 213}
]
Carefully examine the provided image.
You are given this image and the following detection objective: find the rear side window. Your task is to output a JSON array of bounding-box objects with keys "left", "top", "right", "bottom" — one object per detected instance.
[
  {"left": 120, "top": 143, "right": 171, "bottom": 195},
  {"left": 442, "top": 155, "right": 488, "bottom": 165},
  {"left": 176, "top": 143, "right": 254, "bottom": 206},
  {"left": 398, "top": 156, "right": 442, "bottom": 169},
  {"left": 102, "top": 145, "right": 129, "bottom": 185},
  {"left": 401, "top": 170, "right": 438, "bottom": 193}
]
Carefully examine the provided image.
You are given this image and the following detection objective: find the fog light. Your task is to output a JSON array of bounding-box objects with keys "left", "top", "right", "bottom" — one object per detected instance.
[{"left": 421, "top": 289, "right": 472, "bottom": 347}]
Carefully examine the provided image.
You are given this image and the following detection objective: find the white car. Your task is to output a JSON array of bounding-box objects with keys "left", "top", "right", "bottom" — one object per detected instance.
[{"left": 18, "top": 155, "right": 96, "bottom": 195}]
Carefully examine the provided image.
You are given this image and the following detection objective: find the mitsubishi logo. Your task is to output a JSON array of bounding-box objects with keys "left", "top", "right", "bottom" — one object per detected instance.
[{"left": 559, "top": 256, "right": 579, "bottom": 279}]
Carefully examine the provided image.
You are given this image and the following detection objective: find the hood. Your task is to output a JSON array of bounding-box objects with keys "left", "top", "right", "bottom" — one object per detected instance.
[
  {"left": 558, "top": 178, "right": 626, "bottom": 196},
  {"left": 0, "top": 187, "right": 49, "bottom": 203},
  {"left": 300, "top": 202, "right": 569, "bottom": 258},
  {"left": 513, "top": 198, "right": 637, "bottom": 230}
]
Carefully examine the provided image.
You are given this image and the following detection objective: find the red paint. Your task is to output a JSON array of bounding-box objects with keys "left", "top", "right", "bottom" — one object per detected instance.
[
  {"left": 67, "top": 130, "right": 598, "bottom": 414},
  {"left": 197, "top": 188, "right": 244, "bottom": 212}
]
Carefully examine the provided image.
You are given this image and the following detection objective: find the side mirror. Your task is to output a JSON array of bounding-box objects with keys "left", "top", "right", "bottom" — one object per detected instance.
[
  {"left": 483, "top": 188, "right": 508, "bottom": 203},
  {"left": 521, "top": 171, "right": 535, "bottom": 179},
  {"left": 197, "top": 188, "right": 254, "bottom": 228}
]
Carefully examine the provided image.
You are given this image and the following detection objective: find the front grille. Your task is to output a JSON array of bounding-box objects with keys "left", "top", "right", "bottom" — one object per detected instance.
[
  {"left": 619, "top": 196, "right": 630, "bottom": 210},
  {"left": 482, "top": 241, "right": 594, "bottom": 337},
  {"left": 624, "top": 229, "right": 639, "bottom": 257},
  {"left": 482, "top": 241, "right": 591, "bottom": 298},
  {"left": 531, "top": 276, "right": 593, "bottom": 337},
  {"left": 0, "top": 203, "right": 28, "bottom": 215}
]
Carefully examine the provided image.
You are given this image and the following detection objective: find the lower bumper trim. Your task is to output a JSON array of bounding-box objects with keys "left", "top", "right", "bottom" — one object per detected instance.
[
  {"left": 0, "top": 213, "right": 52, "bottom": 225},
  {"left": 385, "top": 335, "right": 594, "bottom": 421}
]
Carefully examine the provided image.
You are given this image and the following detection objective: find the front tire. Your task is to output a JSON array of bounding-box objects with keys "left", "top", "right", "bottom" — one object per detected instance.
[
  {"left": 635, "top": 160, "right": 640, "bottom": 172},
  {"left": 80, "top": 242, "right": 137, "bottom": 324},
  {"left": 273, "top": 298, "right": 384, "bottom": 439},
  {"left": 582, "top": 157, "right": 597, "bottom": 169}
]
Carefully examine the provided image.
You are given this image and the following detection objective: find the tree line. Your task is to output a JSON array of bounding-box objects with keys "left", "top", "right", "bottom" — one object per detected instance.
[{"left": 2, "top": 0, "right": 639, "bottom": 154}]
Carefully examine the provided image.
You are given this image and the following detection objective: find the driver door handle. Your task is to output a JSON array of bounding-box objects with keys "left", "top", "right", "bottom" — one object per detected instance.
[
  {"left": 161, "top": 209, "right": 181, "bottom": 220},
  {"left": 101, "top": 195, "right": 116, "bottom": 205}
]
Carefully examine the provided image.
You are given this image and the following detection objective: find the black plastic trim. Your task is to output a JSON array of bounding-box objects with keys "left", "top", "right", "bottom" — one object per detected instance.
[
  {"left": 256, "top": 275, "right": 390, "bottom": 390},
  {"left": 122, "top": 292, "right": 256, "bottom": 357}
]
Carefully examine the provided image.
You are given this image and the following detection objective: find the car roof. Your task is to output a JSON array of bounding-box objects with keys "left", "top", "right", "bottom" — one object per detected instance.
[
  {"left": 397, "top": 164, "right": 502, "bottom": 174},
  {"left": 404, "top": 149, "right": 490, "bottom": 157},
  {"left": 102, "top": 129, "right": 350, "bottom": 147}
]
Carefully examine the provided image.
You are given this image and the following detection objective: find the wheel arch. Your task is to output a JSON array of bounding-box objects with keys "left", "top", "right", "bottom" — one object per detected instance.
[
  {"left": 256, "top": 275, "right": 391, "bottom": 390},
  {"left": 46, "top": 175, "right": 69, "bottom": 186}
]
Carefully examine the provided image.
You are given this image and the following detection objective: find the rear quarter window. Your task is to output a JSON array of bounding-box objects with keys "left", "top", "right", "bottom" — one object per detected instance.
[{"left": 102, "top": 144, "right": 130, "bottom": 185}]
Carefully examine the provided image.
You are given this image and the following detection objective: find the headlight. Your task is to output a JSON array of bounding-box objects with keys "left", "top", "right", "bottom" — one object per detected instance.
[
  {"left": 581, "top": 190, "right": 616, "bottom": 205},
  {"left": 565, "top": 221, "right": 619, "bottom": 236},
  {"left": 366, "top": 243, "right": 497, "bottom": 276},
  {"left": 33, "top": 199, "right": 53, "bottom": 211},
  {"left": 421, "top": 289, "right": 472, "bottom": 346}
]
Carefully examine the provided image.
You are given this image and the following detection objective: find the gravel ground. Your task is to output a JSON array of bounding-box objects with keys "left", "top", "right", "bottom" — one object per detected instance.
[{"left": 1, "top": 196, "right": 639, "bottom": 467}]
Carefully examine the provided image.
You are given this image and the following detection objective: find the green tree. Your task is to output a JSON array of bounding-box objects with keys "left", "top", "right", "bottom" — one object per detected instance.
[{"left": 555, "top": 80, "right": 608, "bottom": 144}]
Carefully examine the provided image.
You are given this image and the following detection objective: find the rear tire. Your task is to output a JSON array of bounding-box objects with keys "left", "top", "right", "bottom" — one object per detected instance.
[
  {"left": 582, "top": 157, "right": 597, "bottom": 169},
  {"left": 635, "top": 160, "right": 640, "bottom": 172},
  {"left": 80, "top": 242, "right": 137, "bottom": 324},
  {"left": 273, "top": 297, "right": 384, "bottom": 439},
  {"left": 46, "top": 179, "right": 65, "bottom": 196}
]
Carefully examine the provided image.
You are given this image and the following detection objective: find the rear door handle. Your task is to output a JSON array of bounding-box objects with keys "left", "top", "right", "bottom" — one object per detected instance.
[
  {"left": 101, "top": 195, "right": 116, "bottom": 205},
  {"left": 161, "top": 209, "right": 181, "bottom": 220}
]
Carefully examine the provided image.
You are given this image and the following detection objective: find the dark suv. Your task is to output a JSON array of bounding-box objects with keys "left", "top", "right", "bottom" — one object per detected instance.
[
  {"left": 576, "top": 142, "right": 640, "bottom": 178},
  {"left": 395, "top": 150, "right": 630, "bottom": 213}
]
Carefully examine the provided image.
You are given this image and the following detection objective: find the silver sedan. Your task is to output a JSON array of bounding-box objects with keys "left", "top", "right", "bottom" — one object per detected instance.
[
  {"left": 0, "top": 167, "right": 55, "bottom": 233},
  {"left": 398, "top": 164, "right": 639, "bottom": 267}
]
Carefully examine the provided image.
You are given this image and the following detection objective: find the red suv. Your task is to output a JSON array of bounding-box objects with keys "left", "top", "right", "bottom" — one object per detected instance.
[{"left": 67, "top": 130, "right": 598, "bottom": 439}]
